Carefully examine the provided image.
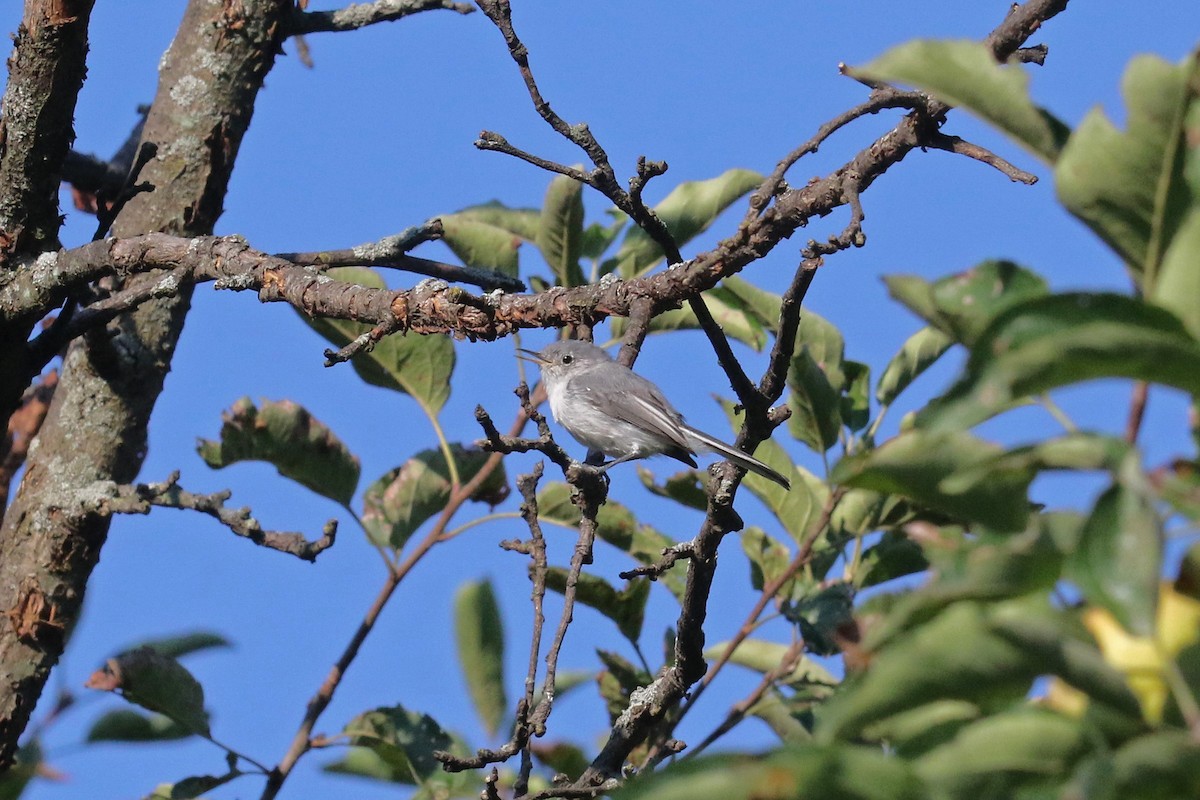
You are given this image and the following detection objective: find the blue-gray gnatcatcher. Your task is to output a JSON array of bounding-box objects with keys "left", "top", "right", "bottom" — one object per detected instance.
[{"left": 518, "top": 340, "right": 791, "bottom": 489}]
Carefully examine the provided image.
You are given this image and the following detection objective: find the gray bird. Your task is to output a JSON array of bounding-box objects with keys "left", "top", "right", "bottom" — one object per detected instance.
[{"left": 517, "top": 340, "right": 791, "bottom": 489}]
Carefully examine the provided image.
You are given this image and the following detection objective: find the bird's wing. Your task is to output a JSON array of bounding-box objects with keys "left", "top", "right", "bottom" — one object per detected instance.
[{"left": 571, "top": 369, "right": 694, "bottom": 453}]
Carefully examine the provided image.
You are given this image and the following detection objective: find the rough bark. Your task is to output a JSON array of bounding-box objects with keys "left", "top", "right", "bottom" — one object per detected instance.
[
  {"left": 0, "top": 0, "right": 290, "bottom": 770},
  {"left": 0, "top": 0, "right": 96, "bottom": 434}
]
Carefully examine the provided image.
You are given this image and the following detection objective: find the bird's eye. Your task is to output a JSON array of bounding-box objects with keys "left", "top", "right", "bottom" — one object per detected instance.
[{"left": 561, "top": 354, "right": 574, "bottom": 365}]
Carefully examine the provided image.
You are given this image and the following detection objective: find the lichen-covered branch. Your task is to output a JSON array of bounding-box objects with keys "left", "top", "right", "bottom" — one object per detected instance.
[
  {"left": 83, "top": 472, "right": 337, "bottom": 561},
  {"left": 283, "top": 0, "right": 473, "bottom": 36}
]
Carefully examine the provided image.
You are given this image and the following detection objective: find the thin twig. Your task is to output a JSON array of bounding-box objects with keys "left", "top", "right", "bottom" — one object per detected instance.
[
  {"left": 619, "top": 541, "right": 696, "bottom": 581},
  {"left": 925, "top": 131, "right": 1039, "bottom": 184},
  {"left": 476, "top": 385, "right": 574, "bottom": 476},
  {"left": 1125, "top": 381, "right": 1150, "bottom": 444},
  {"left": 616, "top": 296, "right": 655, "bottom": 368},
  {"left": 473, "top": 0, "right": 761, "bottom": 399},
  {"left": 61, "top": 105, "right": 150, "bottom": 208},
  {"left": 29, "top": 264, "right": 194, "bottom": 366},
  {"left": 684, "top": 639, "right": 804, "bottom": 759},
  {"left": 277, "top": 221, "right": 526, "bottom": 292},
  {"left": 747, "top": 89, "right": 931, "bottom": 219},
  {"left": 682, "top": 489, "right": 844, "bottom": 719},
  {"left": 801, "top": 173, "right": 867, "bottom": 259},
  {"left": 515, "top": 465, "right": 549, "bottom": 796},
  {"left": 435, "top": 464, "right": 549, "bottom": 785},
  {"left": 760, "top": 260, "right": 821, "bottom": 402},
  {"left": 284, "top": 0, "right": 474, "bottom": 36},
  {"left": 262, "top": 412, "right": 526, "bottom": 799}
]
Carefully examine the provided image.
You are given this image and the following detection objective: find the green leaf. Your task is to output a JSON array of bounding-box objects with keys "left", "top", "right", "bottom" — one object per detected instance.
[
  {"left": 1154, "top": 459, "right": 1200, "bottom": 524},
  {"left": 864, "top": 516, "right": 1078, "bottom": 650},
  {"left": 446, "top": 200, "right": 541, "bottom": 240},
  {"left": 704, "top": 638, "right": 837, "bottom": 690},
  {"left": 1104, "top": 730, "right": 1200, "bottom": 799},
  {"left": 341, "top": 705, "right": 453, "bottom": 784},
  {"left": 615, "top": 744, "right": 923, "bottom": 800},
  {"left": 536, "top": 483, "right": 685, "bottom": 601},
  {"left": 614, "top": 168, "right": 763, "bottom": 276},
  {"left": 828, "top": 489, "right": 897, "bottom": 538},
  {"left": 785, "top": 581, "right": 855, "bottom": 656},
  {"left": 453, "top": 579, "right": 506, "bottom": 737},
  {"left": 544, "top": 568, "right": 650, "bottom": 643},
  {"left": 537, "top": 175, "right": 587, "bottom": 287},
  {"left": 850, "top": 39, "right": 1069, "bottom": 162},
  {"left": 632, "top": 285, "right": 768, "bottom": 350},
  {"left": 875, "top": 326, "right": 955, "bottom": 406},
  {"left": 362, "top": 445, "right": 506, "bottom": 551},
  {"left": 0, "top": 741, "right": 40, "bottom": 800},
  {"left": 746, "top": 689, "right": 815, "bottom": 744},
  {"left": 917, "top": 293, "right": 1200, "bottom": 432},
  {"left": 720, "top": 275, "right": 783, "bottom": 330},
  {"left": 197, "top": 397, "right": 360, "bottom": 505},
  {"left": 86, "top": 709, "right": 193, "bottom": 742},
  {"left": 796, "top": 309, "right": 846, "bottom": 389},
  {"left": 841, "top": 360, "right": 871, "bottom": 432},
  {"left": 1155, "top": 206, "right": 1200, "bottom": 338},
  {"left": 831, "top": 429, "right": 1031, "bottom": 533},
  {"left": 939, "top": 432, "right": 1131, "bottom": 495},
  {"left": 580, "top": 209, "right": 628, "bottom": 260},
  {"left": 637, "top": 466, "right": 708, "bottom": 511},
  {"left": 439, "top": 213, "right": 522, "bottom": 276},
  {"left": 720, "top": 400, "right": 831, "bottom": 543},
  {"left": 86, "top": 647, "right": 210, "bottom": 736},
  {"left": 817, "top": 600, "right": 1041, "bottom": 740},
  {"left": 1151, "top": 58, "right": 1200, "bottom": 335},
  {"left": 532, "top": 741, "right": 591, "bottom": 781},
  {"left": 788, "top": 349, "right": 842, "bottom": 452},
  {"left": 1056, "top": 53, "right": 1197, "bottom": 287},
  {"left": 597, "top": 650, "right": 653, "bottom": 721},
  {"left": 855, "top": 531, "right": 928, "bottom": 589},
  {"left": 121, "top": 631, "right": 231, "bottom": 661},
  {"left": 884, "top": 261, "right": 1050, "bottom": 346},
  {"left": 323, "top": 747, "right": 409, "bottom": 783},
  {"left": 622, "top": 274, "right": 783, "bottom": 351},
  {"left": 1069, "top": 467, "right": 1163, "bottom": 636},
  {"left": 913, "top": 708, "right": 1085, "bottom": 795},
  {"left": 302, "top": 267, "right": 455, "bottom": 414},
  {"left": 861, "top": 700, "right": 980, "bottom": 757},
  {"left": 741, "top": 526, "right": 792, "bottom": 593},
  {"left": 151, "top": 774, "right": 232, "bottom": 799}
]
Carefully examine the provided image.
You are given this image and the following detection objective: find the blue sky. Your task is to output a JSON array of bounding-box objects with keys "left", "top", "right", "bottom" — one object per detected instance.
[{"left": 8, "top": 1, "right": 1200, "bottom": 798}]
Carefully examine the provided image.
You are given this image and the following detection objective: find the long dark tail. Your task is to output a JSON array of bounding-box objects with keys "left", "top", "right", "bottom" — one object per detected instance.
[{"left": 684, "top": 426, "right": 791, "bottom": 490}]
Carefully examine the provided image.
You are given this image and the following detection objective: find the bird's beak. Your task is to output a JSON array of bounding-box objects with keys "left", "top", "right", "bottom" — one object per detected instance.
[{"left": 515, "top": 348, "right": 547, "bottom": 365}]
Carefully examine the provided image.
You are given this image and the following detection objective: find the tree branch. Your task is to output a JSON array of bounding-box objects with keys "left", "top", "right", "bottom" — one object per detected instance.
[
  {"left": 284, "top": 0, "right": 474, "bottom": 36},
  {"left": 275, "top": 220, "right": 526, "bottom": 292},
  {"left": 571, "top": 0, "right": 1070, "bottom": 788},
  {"left": 82, "top": 471, "right": 336, "bottom": 561},
  {"left": 925, "top": 131, "right": 1039, "bottom": 184},
  {"left": 264, "top": 399, "right": 527, "bottom": 799},
  {"left": 0, "top": 0, "right": 96, "bottom": 262}
]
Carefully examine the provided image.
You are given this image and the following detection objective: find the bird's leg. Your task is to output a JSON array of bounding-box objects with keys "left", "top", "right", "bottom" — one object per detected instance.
[
  {"left": 584, "top": 448, "right": 608, "bottom": 467},
  {"left": 597, "top": 453, "right": 638, "bottom": 471}
]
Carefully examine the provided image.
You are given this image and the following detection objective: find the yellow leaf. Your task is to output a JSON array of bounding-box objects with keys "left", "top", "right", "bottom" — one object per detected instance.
[
  {"left": 1040, "top": 677, "right": 1089, "bottom": 718},
  {"left": 1083, "top": 605, "right": 1167, "bottom": 723},
  {"left": 1157, "top": 583, "right": 1200, "bottom": 657}
]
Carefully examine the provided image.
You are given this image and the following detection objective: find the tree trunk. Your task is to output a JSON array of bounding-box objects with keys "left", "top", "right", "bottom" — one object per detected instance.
[{"left": 0, "top": 0, "right": 290, "bottom": 770}]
